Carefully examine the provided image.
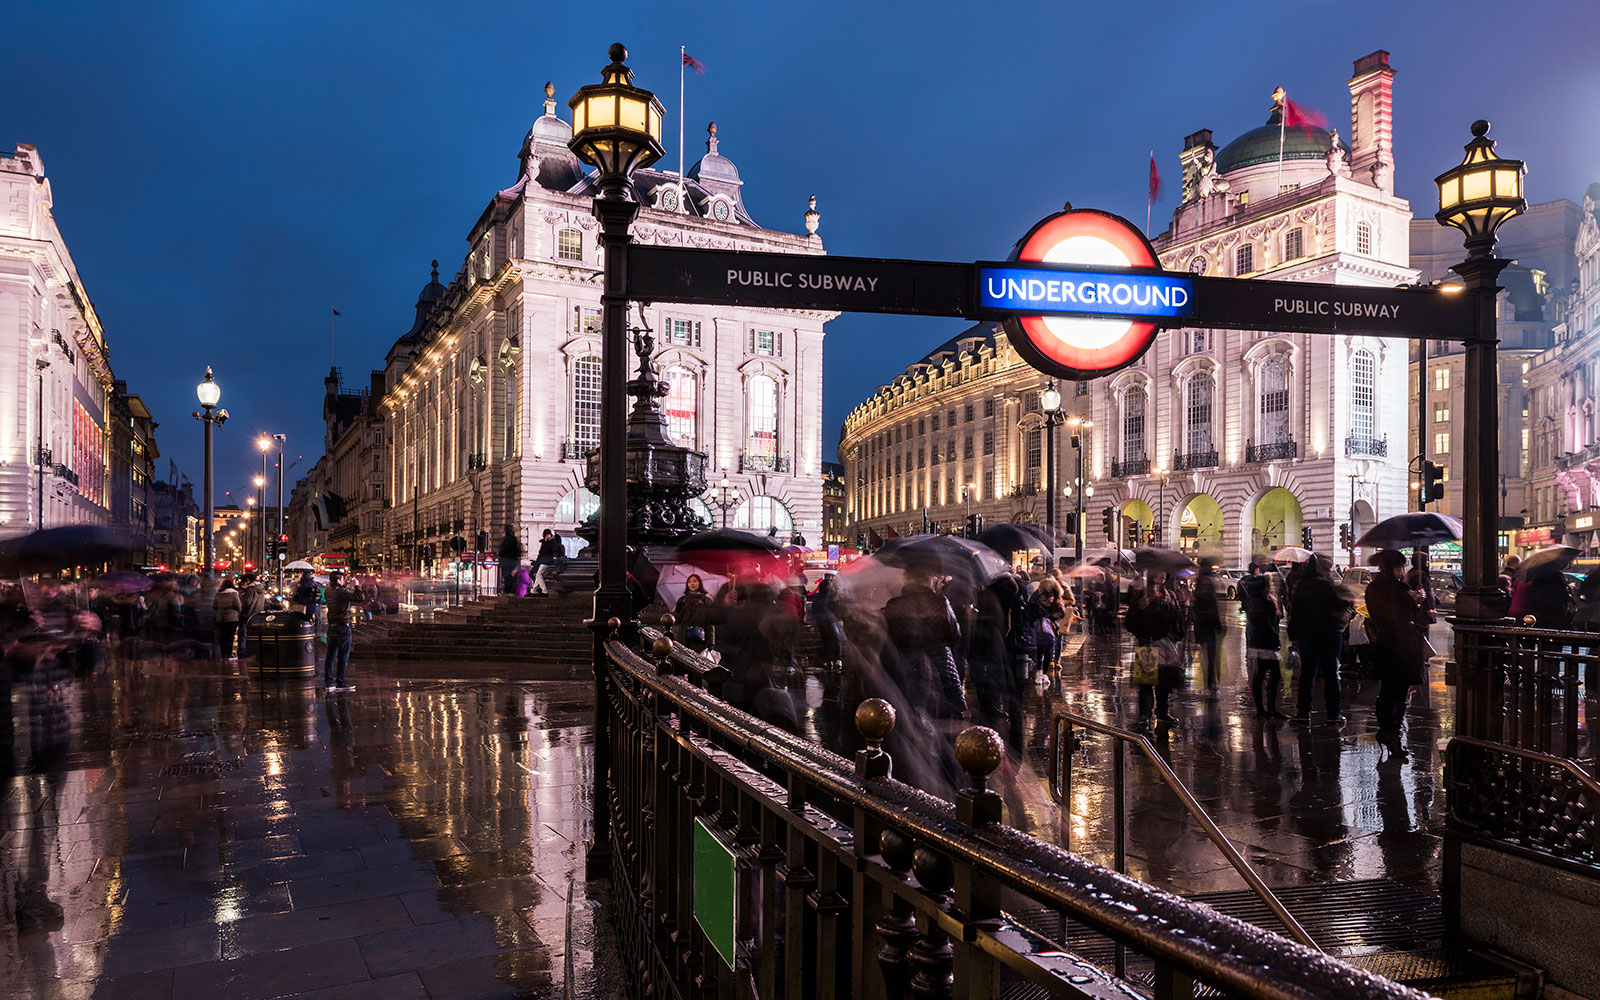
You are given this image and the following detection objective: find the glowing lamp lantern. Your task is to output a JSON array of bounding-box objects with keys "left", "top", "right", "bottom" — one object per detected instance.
[
  {"left": 196, "top": 368, "right": 221, "bottom": 409},
  {"left": 1040, "top": 383, "right": 1062, "bottom": 415},
  {"left": 567, "top": 43, "right": 665, "bottom": 190},
  {"left": 1435, "top": 120, "right": 1525, "bottom": 251}
]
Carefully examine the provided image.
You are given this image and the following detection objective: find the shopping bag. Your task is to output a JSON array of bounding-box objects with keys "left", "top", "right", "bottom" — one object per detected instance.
[{"left": 1132, "top": 645, "right": 1160, "bottom": 685}]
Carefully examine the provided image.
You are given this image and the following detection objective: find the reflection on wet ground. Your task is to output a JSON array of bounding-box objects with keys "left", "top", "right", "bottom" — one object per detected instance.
[
  {"left": 4, "top": 617, "right": 1454, "bottom": 998},
  {"left": 791, "top": 618, "right": 1455, "bottom": 900},
  {"left": 3, "top": 654, "right": 621, "bottom": 1000}
]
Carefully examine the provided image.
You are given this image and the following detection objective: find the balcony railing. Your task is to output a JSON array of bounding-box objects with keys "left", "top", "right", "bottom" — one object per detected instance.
[
  {"left": 52, "top": 463, "right": 80, "bottom": 487},
  {"left": 34, "top": 445, "right": 52, "bottom": 468},
  {"left": 466, "top": 452, "right": 488, "bottom": 471},
  {"left": 561, "top": 440, "right": 595, "bottom": 461},
  {"left": 1172, "top": 449, "right": 1219, "bottom": 471},
  {"left": 739, "top": 451, "right": 790, "bottom": 473},
  {"left": 1110, "top": 455, "right": 1148, "bottom": 478},
  {"left": 1245, "top": 438, "right": 1298, "bottom": 463},
  {"left": 1009, "top": 482, "right": 1039, "bottom": 498},
  {"left": 593, "top": 623, "right": 1422, "bottom": 1000},
  {"left": 1345, "top": 433, "right": 1387, "bottom": 457}
]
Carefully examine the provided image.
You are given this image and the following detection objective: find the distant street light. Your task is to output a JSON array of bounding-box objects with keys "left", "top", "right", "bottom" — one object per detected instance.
[{"left": 193, "top": 368, "right": 228, "bottom": 577}]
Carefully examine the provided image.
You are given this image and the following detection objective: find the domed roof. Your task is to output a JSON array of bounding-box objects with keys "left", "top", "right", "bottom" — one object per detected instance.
[
  {"left": 400, "top": 260, "right": 447, "bottom": 343},
  {"left": 1215, "top": 109, "right": 1348, "bottom": 174}
]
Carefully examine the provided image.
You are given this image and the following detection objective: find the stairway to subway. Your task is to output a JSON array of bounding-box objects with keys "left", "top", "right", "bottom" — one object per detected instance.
[{"left": 351, "top": 572, "right": 596, "bottom": 667}]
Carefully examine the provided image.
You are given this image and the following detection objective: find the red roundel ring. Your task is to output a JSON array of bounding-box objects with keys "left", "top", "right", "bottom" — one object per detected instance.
[{"left": 1004, "top": 209, "right": 1163, "bottom": 380}]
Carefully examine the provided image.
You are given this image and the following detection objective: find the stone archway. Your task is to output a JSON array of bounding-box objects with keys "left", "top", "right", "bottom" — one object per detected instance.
[
  {"left": 1119, "top": 498, "right": 1153, "bottom": 547},
  {"left": 1243, "top": 486, "right": 1303, "bottom": 561},
  {"left": 1177, "top": 493, "right": 1225, "bottom": 558}
]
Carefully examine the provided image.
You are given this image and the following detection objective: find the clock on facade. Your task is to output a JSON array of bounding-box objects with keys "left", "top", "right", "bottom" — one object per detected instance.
[
  {"left": 712, "top": 200, "right": 730, "bottom": 222},
  {"left": 1189, "top": 255, "right": 1208, "bottom": 274},
  {"left": 661, "top": 188, "right": 679, "bottom": 211}
]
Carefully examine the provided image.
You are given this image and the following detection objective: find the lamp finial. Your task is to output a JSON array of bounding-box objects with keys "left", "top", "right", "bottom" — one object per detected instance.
[{"left": 1471, "top": 119, "right": 1490, "bottom": 139}]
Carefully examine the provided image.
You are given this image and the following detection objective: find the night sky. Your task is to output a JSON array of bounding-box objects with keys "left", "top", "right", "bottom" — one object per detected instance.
[{"left": 8, "top": 0, "right": 1598, "bottom": 497}]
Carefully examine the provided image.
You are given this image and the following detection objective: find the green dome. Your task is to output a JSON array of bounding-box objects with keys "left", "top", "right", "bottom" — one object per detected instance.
[{"left": 1215, "top": 111, "right": 1348, "bottom": 174}]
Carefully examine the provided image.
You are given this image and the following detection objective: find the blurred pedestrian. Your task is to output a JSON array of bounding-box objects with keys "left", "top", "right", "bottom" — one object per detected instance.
[
  {"left": 212, "top": 579, "right": 241, "bottom": 661},
  {"left": 238, "top": 574, "right": 265, "bottom": 655},
  {"left": 1126, "top": 570, "right": 1185, "bottom": 730},
  {"left": 498, "top": 526, "right": 524, "bottom": 595},
  {"left": 1240, "top": 563, "right": 1286, "bottom": 719},
  {"left": 1288, "top": 554, "right": 1351, "bottom": 723},
  {"left": 809, "top": 575, "right": 842, "bottom": 669},
  {"left": 531, "top": 529, "right": 561, "bottom": 596},
  {"left": 1191, "top": 563, "right": 1225, "bottom": 696},
  {"left": 883, "top": 568, "right": 967, "bottom": 720},
  {"left": 1364, "top": 549, "right": 1427, "bottom": 760},
  {"left": 1027, "top": 580, "right": 1067, "bottom": 675}
]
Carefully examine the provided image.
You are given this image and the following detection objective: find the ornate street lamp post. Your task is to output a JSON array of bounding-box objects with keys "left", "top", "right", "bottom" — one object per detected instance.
[
  {"left": 192, "top": 368, "right": 227, "bottom": 577},
  {"left": 1152, "top": 464, "right": 1169, "bottom": 546},
  {"left": 568, "top": 43, "right": 665, "bottom": 870},
  {"left": 1040, "top": 382, "right": 1064, "bottom": 555},
  {"left": 1067, "top": 416, "right": 1093, "bottom": 566},
  {"left": 1435, "top": 120, "right": 1523, "bottom": 623},
  {"left": 707, "top": 471, "right": 741, "bottom": 529}
]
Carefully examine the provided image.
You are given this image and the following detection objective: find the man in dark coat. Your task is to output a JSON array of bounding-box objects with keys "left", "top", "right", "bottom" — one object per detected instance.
[
  {"left": 1191, "top": 564, "right": 1225, "bottom": 696},
  {"left": 1364, "top": 549, "right": 1427, "bottom": 759},
  {"left": 1239, "top": 564, "right": 1285, "bottom": 718},
  {"left": 1288, "top": 554, "right": 1352, "bottom": 723},
  {"left": 497, "top": 527, "right": 523, "bottom": 595},
  {"left": 882, "top": 570, "right": 967, "bottom": 720}
]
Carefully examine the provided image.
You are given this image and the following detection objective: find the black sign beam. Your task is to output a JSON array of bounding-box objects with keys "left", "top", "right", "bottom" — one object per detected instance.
[
  {"left": 626, "top": 245, "right": 1477, "bottom": 341},
  {"left": 627, "top": 246, "right": 972, "bottom": 317}
]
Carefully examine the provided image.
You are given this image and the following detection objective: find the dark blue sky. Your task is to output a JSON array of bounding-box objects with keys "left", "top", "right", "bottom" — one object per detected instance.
[{"left": 9, "top": 0, "right": 1598, "bottom": 497}]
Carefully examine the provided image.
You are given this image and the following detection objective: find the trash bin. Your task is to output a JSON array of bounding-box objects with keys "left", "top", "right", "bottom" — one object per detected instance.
[{"left": 247, "top": 611, "right": 316, "bottom": 679}]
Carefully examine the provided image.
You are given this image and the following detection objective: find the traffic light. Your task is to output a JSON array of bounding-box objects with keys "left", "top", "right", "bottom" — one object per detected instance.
[
  {"left": 1420, "top": 461, "right": 1446, "bottom": 505},
  {"left": 476, "top": 530, "right": 489, "bottom": 552},
  {"left": 1339, "top": 522, "right": 1353, "bottom": 550},
  {"left": 964, "top": 513, "right": 977, "bottom": 537},
  {"left": 1102, "top": 507, "right": 1115, "bottom": 540},
  {"left": 450, "top": 535, "right": 467, "bottom": 555},
  {"left": 1301, "top": 526, "right": 1314, "bottom": 549}
]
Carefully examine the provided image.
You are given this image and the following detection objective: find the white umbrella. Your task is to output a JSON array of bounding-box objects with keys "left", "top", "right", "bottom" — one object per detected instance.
[
  {"left": 1271, "top": 546, "right": 1314, "bottom": 564},
  {"left": 285, "top": 560, "right": 314, "bottom": 571}
]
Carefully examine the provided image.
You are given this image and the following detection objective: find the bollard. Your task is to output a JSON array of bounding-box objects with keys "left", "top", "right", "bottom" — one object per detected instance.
[{"left": 854, "top": 697, "right": 896, "bottom": 779}]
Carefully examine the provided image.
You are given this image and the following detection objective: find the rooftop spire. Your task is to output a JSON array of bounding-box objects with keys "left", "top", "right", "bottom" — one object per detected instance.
[
  {"left": 706, "top": 121, "right": 719, "bottom": 155},
  {"left": 543, "top": 81, "right": 556, "bottom": 118}
]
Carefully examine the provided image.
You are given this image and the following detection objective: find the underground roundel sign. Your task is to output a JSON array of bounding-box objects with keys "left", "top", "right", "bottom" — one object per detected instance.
[{"left": 980, "top": 209, "right": 1191, "bottom": 380}]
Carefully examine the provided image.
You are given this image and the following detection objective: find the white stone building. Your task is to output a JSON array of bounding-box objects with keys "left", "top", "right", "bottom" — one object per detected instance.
[
  {"left": 378, "top": 88, "right": 829, "bottom": 569},
  {"left": 843, "top": 52, "right": 1416, "bottom": 567},
  {"left": 0, "top": 143, "right": 115, "bottom": 538}
]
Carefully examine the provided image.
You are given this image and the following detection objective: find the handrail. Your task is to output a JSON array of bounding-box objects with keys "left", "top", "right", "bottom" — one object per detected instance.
[
  {"left": 1050, "top": 710, "right": 1320, "bottom": 951},
  {"left": 602, "top": 628, "right": 1426, "bottom": 1000},
  {"left": 1450, "top": 735, "right": 1600, "bottom": 799}
]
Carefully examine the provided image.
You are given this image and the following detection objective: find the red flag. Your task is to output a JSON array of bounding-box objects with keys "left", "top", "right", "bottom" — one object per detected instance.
[
  {"left": 682, "top": 52, "right": 706, "bottom": 75},
  {"left": 1282, "top": 97, "right": 1328, "bottom": 132},
  {"left": 1147, "top": 152, "right": 1161, "bottom": 205}
]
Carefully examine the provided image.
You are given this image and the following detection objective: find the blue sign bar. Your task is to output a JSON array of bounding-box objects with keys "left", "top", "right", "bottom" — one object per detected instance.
[{"left": 977, "top": 264, "right": 1195, "bottom": 319}]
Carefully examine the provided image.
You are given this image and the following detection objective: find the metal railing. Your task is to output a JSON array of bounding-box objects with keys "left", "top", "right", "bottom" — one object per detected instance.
[
  {"left": 1245, "top": 438, "right": 1298, "bottom": 463},
  {"left": 1345, "top": 433, "right": 1388, "bottom": 457},
  {"left": 561, "top": 440, "right": 594, "bottom": 461},
  {"left": 1110, "top": 456, "right": 1148, "bottom": 478},
  {"left": 1447, "top": 736, "right": 1600, "bottom": 874},
  {"left": 738, "top": 451, "right": 790, "bottom": 473},
  {"left": 1452, "top": 620, "right": 1599, "bottom": 764},
  {"left": 1172, "top": 449, "right": 1219, "bottom": 471},
  {"left": 1047, "top": 710, "right": 1318, "bottom": 963},
  {"left": 592, "top": 619, "right": 1427, "bottom": 1000}
]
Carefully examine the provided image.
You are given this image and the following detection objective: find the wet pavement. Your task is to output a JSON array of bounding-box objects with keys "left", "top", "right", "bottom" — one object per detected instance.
[
  {"left": 4, "top": 613, "right": 1457, "bottom": 999},
  {"left": 787, "top": 615, "right": 1456, "bottom": 900},
  {"left": 3, "top": 652, "right": 622, "bottom": 1000}
]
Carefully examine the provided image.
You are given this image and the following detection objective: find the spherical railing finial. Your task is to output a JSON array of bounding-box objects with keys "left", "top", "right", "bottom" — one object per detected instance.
[
  {"left": 954, "top": 726, "right": 1004, "bottom": 791},
  {"left": 652, "top": 636, "right": 673, "bottom": 658},
  {"left": 606, "top": 616, "right": 622, "bottom": 635},
  {"left": 879, "top": 828, "right": 914, "bottom": 873},
  {"left": 911, "top": 846, "right": 955, "bottom": 896},
  {"left": 660, "top": 612, "right": 676, "bottom": 631},
  {"left": 1522, "top": 615, "right": 1537, "bottom": 628},
  {"left": 855, "top": 698, "right": 896, "bottom": 750}
]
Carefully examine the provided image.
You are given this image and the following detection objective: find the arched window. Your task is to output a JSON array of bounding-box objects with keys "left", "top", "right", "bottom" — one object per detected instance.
[
  {"left": 1185, "top": 372, "right": 1213, "bottom": 456},
  {"left": 1123, "top": 386, "right": 1147, "bottom": 463},
  {"left": 746, "top": 375, "right": 779, "bottom": 469},
  {"left": 1351, "top": 349, "right": 1376, "bottom": 444},
  {"left": 570, "top": 355, "right": 602, "bottom": 451},
  {"left": 554, "top": 487, "right": 600, "bottom": 523},
  {"left": 1258, "top": 357, "right": 1290, "bottom": 444},
  {"left": 502, "top": 366, "right": 517, "bottom": 456},
  {"left": 663, "top": 366, "right": 697, "bottom": 447},
  {"left": 734, "top": 494, "right": 794, "bottom": 534}
]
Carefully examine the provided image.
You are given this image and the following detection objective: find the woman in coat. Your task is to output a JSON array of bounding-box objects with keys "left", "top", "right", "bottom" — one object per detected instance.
[
  {"left": 1238, "top": 564, "right": 1286, "bottom": 718},
  {"left": 674, "top": 574, "right": 713, "bottom": 648}
]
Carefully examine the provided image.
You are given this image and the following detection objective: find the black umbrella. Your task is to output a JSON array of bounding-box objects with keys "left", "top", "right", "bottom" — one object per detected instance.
[
  {"left": 676, "top": 528, "right": 784, "bottom": 554},
  {"left": 1131, "top": 546, "right": 1195, "bottom": 574},
  {"left": 977, "top": 523, "right": 1055, "bottom": 558},
  {"left": 1357, "top": 512, "right": 1463, "bottom": 549},
  {"left": 0, "top": 524, "right": 144, "bottom": 574},
  {"left": 675, "top": 528, "right": 787, "bottom": 579},
  {"left": 873, "top": 534, "right": 1010, "bottom": 589}
]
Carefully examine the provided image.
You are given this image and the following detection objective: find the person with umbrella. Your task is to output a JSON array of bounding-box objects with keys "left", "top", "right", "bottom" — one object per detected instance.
[
  {"left": 1288, "top": 554, "right": 1351, "bottom": 724},
  {"left": 882, "top": 567, "right": 967, "bottom": 721},
  {"left": 1363, "top": 549, "right": 1429, "bottom": 759},
  {"left": 1509, "top": 545, "right": 1577, "bottom": 629}
]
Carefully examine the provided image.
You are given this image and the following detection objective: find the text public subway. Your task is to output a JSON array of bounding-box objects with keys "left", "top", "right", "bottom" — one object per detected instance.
[
  {"left": 977, "top": 266, "right": 1194, "bottom": 319},
  {"left": 726, "top": 269, "right": 879, "bottom": 292}
]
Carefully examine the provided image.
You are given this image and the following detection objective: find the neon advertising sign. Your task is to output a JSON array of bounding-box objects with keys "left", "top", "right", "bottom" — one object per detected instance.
[{"left": 978, "top": 209, "right": 1191, "bottom": 380}]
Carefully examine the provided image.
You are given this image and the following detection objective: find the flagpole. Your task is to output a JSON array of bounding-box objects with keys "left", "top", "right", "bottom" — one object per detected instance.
[
  {"left": 1146, "top": 149, "right": 1153, "bottom": 236},
  {"left": 678, "top": 45, "right": 686, "bottom": 209},
  {"left": 331, "top": 308, "right": 336, "bottom": 370},
  {"left": 1277, "top": 89, "right": 1286, "bottom": 196}
]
